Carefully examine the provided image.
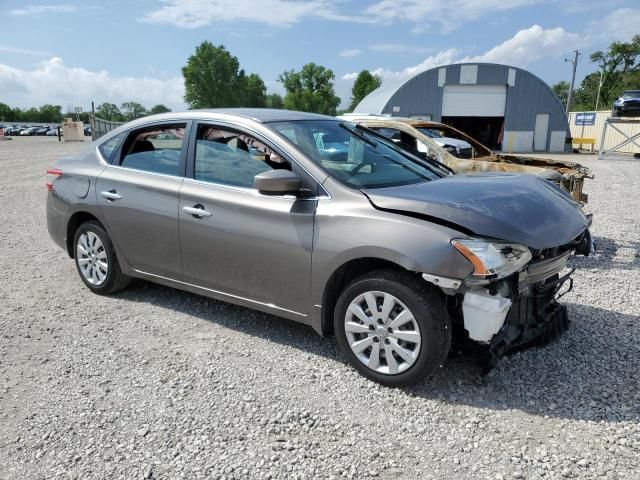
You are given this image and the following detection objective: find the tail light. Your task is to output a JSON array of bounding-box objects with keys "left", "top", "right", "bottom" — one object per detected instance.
[{"left": 46, "top": 168, "right": 62, "bottom": 191}]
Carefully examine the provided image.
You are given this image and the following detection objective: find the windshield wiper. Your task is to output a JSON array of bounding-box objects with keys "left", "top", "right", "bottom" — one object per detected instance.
[{"left": 339, "top": 123, "right": 377, "bottom": 147}]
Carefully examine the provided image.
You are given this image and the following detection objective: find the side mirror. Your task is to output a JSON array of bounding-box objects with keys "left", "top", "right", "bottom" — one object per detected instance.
[{"left": 254, "top": 169, "right": 301, "bottom": 195}]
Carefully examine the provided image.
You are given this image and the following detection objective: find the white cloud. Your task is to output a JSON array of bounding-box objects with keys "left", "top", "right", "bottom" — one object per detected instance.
[
  {"left": 143, "top": 0, "right": 349, "bottom": 28},
  {"left": 9, "top": 4, "right": 77, "bottom": 15},
  {"left": 463, "top": 25, "right": 584, "bottom": 66},
  {"left": 341, "top": 72, "right": 358, "bottom": 81},
  {"left": 597, "top": 8, "right": 640, "bottom": 42},
  {"left": 0, "top": 57, "right": 185, "bottom": 110},
  {"left": 361, "top": 0, "right": 546, "bottom": 33},
  {"left": 0, "top": 45, "right": 51, "bottom": 56},
  {"left": 339, "top": 49, "right": 362, "bottom": 57},
  {"left": 369, "top": 43, "right": 434, "bottom": 55},
  {"left": 343, "top": 25, "right": 586, "bottom": 84},
  {"left": 342, "top": 48, "right": 460, "bottom": 82}
]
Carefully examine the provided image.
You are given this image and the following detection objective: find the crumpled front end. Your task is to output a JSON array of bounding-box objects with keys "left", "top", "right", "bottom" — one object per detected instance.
[
  {"left": 489, "top": 154, "right": 593, "bottom": 204},
  {"left": 428, "top": 227, "right": 594, "bottom": 372}
]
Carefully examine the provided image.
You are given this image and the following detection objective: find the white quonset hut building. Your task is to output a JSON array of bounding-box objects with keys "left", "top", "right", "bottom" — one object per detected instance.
[{"left": 354, "top": 63, "right": 570, "bottom": 153}]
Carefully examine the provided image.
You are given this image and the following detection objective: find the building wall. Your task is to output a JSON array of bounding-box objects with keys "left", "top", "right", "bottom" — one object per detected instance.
[
  {"left": 568, "top": 111, "right": 640, "bottom": 154},
  {"left": 370, "top": 63, "right": 569, "bottom": 153}
]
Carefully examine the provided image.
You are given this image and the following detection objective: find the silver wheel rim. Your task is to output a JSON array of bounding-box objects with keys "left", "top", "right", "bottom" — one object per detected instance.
[
  {"left": 344, "top": 291, "right": 421, "bottom": 375},
  {"left": 76, "top": 232, "right": 108, "bottom": 286}
]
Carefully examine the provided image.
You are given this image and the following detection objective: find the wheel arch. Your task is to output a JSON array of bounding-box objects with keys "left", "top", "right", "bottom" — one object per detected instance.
[
  {"left": 66, "top": 211, "right": 104, "bottom": 258},
  {"left": 320, "top": 257, "right": 416, "bottom": 336}
]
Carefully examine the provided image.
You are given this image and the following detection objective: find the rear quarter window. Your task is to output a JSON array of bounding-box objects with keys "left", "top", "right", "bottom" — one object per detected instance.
[{"left": 98, "top": 132, "right": 127, "bottom": 163}]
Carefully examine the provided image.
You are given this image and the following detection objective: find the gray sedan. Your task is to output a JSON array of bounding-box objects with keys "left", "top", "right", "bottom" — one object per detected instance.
[{"left": 46, "top": 109, "right": 592, "bottom": 386}]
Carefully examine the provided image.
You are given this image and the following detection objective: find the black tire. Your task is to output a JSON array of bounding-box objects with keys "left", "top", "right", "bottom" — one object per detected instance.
[
  {"left": 334, "top": 269, "right": 451, "bottom": 387},
  {"left": 73, "top": 221, "right": 130, "bottom": 295}
]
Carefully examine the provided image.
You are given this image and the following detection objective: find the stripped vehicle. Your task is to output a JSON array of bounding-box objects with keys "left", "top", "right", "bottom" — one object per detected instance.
[
  {"left": 47, "top": 109, "right": 593, "bottom": 386},
  {"left": 339, "top": 115, "right": 593, "bottom": 203}
]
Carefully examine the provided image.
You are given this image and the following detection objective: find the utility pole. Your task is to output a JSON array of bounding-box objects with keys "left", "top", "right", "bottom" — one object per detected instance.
[
  {"left": 595, "top": 69, "right": 604, "bottom": 111},
  {"left": 565, "top": 50, "right": 580, "bottom": 114}
]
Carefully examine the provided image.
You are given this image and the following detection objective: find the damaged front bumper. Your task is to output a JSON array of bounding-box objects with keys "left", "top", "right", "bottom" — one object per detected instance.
[{"left": 425, "top": 228, "right": 593, "bottom": 372}]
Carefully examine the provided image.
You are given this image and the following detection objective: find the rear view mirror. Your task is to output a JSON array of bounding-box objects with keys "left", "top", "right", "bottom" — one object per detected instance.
[{"left": 254, "top": 170, "right": 301, "bottom": 195}]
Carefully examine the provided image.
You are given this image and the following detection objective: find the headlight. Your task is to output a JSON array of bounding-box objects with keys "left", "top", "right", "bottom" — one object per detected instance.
[{"left": 452, "top": 239, "right": 532, "bottom": 281}]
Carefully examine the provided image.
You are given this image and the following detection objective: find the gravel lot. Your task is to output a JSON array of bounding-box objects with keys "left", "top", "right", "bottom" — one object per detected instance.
[{"left": 1, "top": 136, "right": 639, "bottom": 480}]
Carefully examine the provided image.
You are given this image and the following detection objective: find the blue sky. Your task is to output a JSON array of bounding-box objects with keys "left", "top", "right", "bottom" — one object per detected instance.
[{"left": 0, "top": 0, "right": 638, "bottom": 111}]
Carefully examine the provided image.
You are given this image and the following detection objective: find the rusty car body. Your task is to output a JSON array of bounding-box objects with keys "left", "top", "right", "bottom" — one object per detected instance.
[{"left": 339, "top": 115, "right": 593, "bottom": 203}]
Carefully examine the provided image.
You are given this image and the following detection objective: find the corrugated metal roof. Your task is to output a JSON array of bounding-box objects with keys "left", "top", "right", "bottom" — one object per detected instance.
[{"left": 353, "top": 77, "right": 411, "bottom": 114}]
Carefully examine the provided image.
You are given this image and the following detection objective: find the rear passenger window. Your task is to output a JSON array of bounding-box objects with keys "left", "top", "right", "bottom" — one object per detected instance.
[
  {"left": 98, "top": 132, "right": 126, "bottom": 163},
  {"left": 194, "top": 125, "right": 290, "bottom": 188},
  {"left": 120, "top": 124, "right": 186, "bottom": 176}
]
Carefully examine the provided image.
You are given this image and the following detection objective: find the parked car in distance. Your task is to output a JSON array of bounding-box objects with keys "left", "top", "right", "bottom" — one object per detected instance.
[
  {"left": 46, "top": 128, "right": 59, "bottom": 136},
  {"left": 339, "top": 114, "right": 592, "bottom": 204},
  {"left": 612, "top": 90, "right": 640, "bottom": 117},
  {"left": 20, "top": 127, "right": 39, "bottom": 136},
  {"left": 84, "top": 126, "right": 92, "bottom": 136},
  {"left": 36, "top": 127, "right": 50, "bottom": 136},
  {"left": 4, "top": 126, "right": 22, "bottom": 136},
  {"left": 46, "top": 109, "right": 593, "bottom": 386}
]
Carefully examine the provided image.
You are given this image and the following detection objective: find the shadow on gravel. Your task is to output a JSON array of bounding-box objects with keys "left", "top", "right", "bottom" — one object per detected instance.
[
  {"left": 116, "top": 282, "right": 639, "bottom": 423},
  {"left": 569, "top": 235, "right": 640, "bottom": 271},
  {"left": 414, "top": 302, "right": 640, "bottom": 423}
]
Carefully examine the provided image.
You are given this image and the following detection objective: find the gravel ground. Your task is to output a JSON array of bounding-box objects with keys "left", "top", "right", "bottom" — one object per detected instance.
[{"left": 1, "top": 137, "right": 639, "bottom": 480}]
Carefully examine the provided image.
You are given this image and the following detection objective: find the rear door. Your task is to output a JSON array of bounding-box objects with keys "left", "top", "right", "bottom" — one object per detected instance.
[
  {"left": 178, "top": 122, "right": 317, "bottom": 315},
  {"left": 96, "top": 122, "right": 190, "bottom": 278}
]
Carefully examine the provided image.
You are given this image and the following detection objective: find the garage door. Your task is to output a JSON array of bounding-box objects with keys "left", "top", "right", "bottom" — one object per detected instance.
[{"left": 442, "top": 85, "right": 507, "bottom": 117}]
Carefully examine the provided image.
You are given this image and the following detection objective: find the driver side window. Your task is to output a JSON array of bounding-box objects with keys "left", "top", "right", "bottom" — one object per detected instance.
[{"left": 194, "top": 125, "right": 290, "bottom": 188}]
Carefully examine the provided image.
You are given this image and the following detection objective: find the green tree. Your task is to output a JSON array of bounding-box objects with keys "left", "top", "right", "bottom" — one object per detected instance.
[
  {"left": 241, "top": 73, "right": 267, "bottom": 107},
  {"left": 22, "top": 107, "right": 39, "bottom": 122},
  {"left": 149, "top": 104, "right": 171, "bottom": 115},
  {"left": 182, "top": 42, "right": 244, "bottom": 108},
  {"left": 551, "top": 81, "right": 570, "bottom": 110},
  {"left": 121, "top": 101, "right": 147, "bottom": 121},
  {"left": 37, "top": 104, "right": 62, "bottom": 123},
  {"left": 572, "top": 35, "right": 640, "bottom": 111},
  {"left": 265, "top": 93, "right": 285, "bottom": 109},
  {"left": 0, "top": 103, "right": 13, "bottom": 122},
  {"left": 278, "top": 63, "right": 341, "bottom": 115},
  {"left": 96, "top": 103, "right": 123, "bottom": 121},
  {"left": 349, "top": 70, "right": 382, "bottom": 111}
]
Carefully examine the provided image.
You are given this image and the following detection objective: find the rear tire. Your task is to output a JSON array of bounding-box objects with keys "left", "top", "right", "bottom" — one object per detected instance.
[
  {"left": 334, "top": 269, "right": 451, "bottom": 387},
  {"left": 73, "top": 221, "right": 130, "bottom": 295}
]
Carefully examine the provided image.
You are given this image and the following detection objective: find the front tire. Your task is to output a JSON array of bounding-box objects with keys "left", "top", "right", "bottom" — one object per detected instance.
[
  {"left": 73, "top": 221, "right": 130, "bottom": 295},
  {"left": 334, "top": 269, "right": 451, "bottom": 387}
]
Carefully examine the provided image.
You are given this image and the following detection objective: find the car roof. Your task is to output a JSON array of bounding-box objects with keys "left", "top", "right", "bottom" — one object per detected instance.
[
  {"left": 343, "top": 115, "right": 448, "bottom": 129},
  {"left": 187, "top": 108, "right": 334, "bottom": 123}
]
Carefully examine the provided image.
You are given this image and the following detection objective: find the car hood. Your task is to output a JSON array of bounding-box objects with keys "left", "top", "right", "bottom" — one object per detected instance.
[
  {"left": 432, "top": 137, "right": 471, "bottom": 149},
  {"left": 364, "top": 173, "right": 589, "bottom": 249}
]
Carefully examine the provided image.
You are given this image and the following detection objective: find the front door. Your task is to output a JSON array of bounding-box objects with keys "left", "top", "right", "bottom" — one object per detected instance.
[
  {"left": 96, "top": 122, "right": 189, "bottom": 278},
  {"left": 178, "top": 123, "right": 316, "bottom": 315}
]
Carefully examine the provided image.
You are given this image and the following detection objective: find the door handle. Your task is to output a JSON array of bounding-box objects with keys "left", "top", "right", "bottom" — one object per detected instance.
[
  {"left": 182, "top": 204, "right": 212, "bottom": 218},
  {"left": 100, "top": 189, "right": 122, "bottom": 201}
]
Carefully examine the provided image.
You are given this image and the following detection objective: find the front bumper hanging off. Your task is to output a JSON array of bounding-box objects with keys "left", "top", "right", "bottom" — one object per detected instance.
[{"left": 483, "top": 267, "right": 574, "bottom": 373}]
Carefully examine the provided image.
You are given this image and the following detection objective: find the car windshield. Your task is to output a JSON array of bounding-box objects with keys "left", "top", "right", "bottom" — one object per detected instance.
[
  {"left": 415, "top": 127, "right": 445, "bottom": 139},
  {"left": 622, "top": 91, "right": 640, "bottom": 99},
  {"left": 268, "top": 120, "right": 443, "bottom": 189}
]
